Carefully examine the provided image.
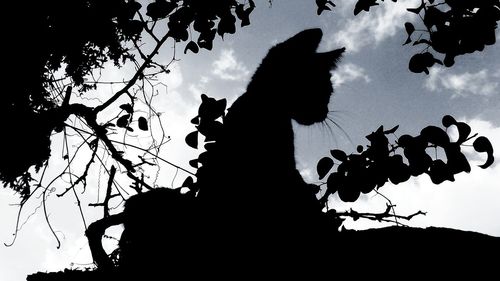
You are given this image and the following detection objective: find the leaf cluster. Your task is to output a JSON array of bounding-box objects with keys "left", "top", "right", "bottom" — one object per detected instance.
[
  {"left": 144, "top": 0, "right": 256, "bottom": 53},
  {"left": 317, "top": 115, "right": 494, "bottom": 203},
  {"left": 315, "top": 0, "right": 499, "bottom": 73},
  {"left": 405, "top": 0, "right": 500, "bottom": 73},
  {"left": 116, "top": 103, "right": 149, "bottom": 132}
]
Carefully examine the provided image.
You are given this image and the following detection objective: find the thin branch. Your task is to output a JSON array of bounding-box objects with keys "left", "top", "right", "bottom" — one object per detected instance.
[
  {"left": 104, "top": 166, "right": 116, "bottom": 218},
  {"left": 94, "top": 33, "right": 171, "bottom": 113},
  {"left": 57, "top": 136, "right": 96, "bottom": 197},
  {"left": 331, "top": 204, "right": 426, "bottom": 224},
  {"left": 62, "top": 126, "right": 88, "bottom": 231},
  {"left": 43, "top": 186, "right": 61, "bottom": 249},
  {"left": 65, "top": 123, "right": 195, "bottom": 176}
]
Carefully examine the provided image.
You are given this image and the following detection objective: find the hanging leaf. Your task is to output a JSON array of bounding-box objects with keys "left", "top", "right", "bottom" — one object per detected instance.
[
  {"left": 317, "top": 157, "right": 334, "bottom": 180},
  {"left": 403, "top": 22, "right": 415, "bottom": 45},
  {"left": 442, "top": 115, "right": 457, "bottom": 127},
  {"left": 316, "top": 0, "right": 336, "bottom": 15},
  {"left": 185, "top": 131, "right": 199, "bottom": 149},
  {"left": 420, "top": 126, "right": 450, "bottom": 146},
  {"left": 473, "top": 136, "right": 494, "bottom": 168},
  {"left": 338, "top": 185, "right": 361, "bottom": 202},
  {"left": 119, "top": 104, "right": 133, "bottom": 114},
  {"left": 184, "top": 41, "right": 199, "bottom": 54},
  {"left": 354, "top": 0, "right": 379, "bottom": 16},
  {"left": 427, "top": 159, "right": 454, "bottom": 184},
  {"left": 181, "top": 176, "right": 194, "bottom": 188},
  {"left": 146, "top": 0, "right": 176, "bottom": 20},
  {"left": 409, "top": 52, "right": 439, "bottom": 74},
  {"left": 384, "top": 125, "right": 400, "bottom": 134},
  {"left": 326, "top": 172, "right": 341, "bottom": 195},
  {"left": 191, "top": 116, "right": 200, "bottom": 125},
  {"left": 445, "top": 145, "right": 471, "bottom": 174},
  {"left": 330, "top": 149, "right": 347, "bottom": 162},
  {"left": 117, "top": 114, "right": 131, "bottom": 128},
  {"left": 455, "top": 122, "right": 471, "bottom": 144},
  {"left": 138, "top": 117, "right": 148, "bottom": 131},
  {"left": 235, "top": 2, "right": 255, "bottom": 26},
  {"left": 188, "top": 159, "right": 198, "bottom": 169}
]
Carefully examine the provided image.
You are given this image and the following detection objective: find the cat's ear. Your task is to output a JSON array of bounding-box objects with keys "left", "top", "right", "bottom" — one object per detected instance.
[
  {"left": 281, "top": 28, "right": 323, "bottom": 53},
  {"left": 318, "top": 47, "right": 346, "bottom": 69}
]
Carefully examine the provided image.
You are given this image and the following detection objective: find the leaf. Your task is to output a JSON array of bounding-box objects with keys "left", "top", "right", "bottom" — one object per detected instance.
[
  {"left": 420, "top": 126, "right": 450, "bottom": 146},
  {"left": 326, "top": 172, "right": 340, "bottom": 195},
  {"left": 338, "top": 185, "right": 361, "bottom": 202},
  {"left": 185, "top": 131, "right": 199, "bottom": 149},
  {"left": 427, "top": 159, "right": 454, "bottom": 184},
  {"left": 455, "top": 122, "right": 471, "bottom": 144},
  {"left": 189, "top": 159, "right": 199, "bottom": 169},
  {"left": 191, "top": 116, "right": 200, "bottom": 125},
  {"left": 184, "top": 41, "right": 199, "bottom": 54},
  {"left": 354, "top": 0, "right": 379, "bottom": 16},
  {"left": 404, "top": 22, "right": 415, "bottom": 35},
  {"left": 117, "top": 114, "right": 130, "bottom": 128},
  {"left": 409, "top": 53, "right": 435, "bottom": 74},
  {"left": 384, "top": 125, "right": 399, "bottom": 134},
  {"left": 403, "top": 22, "right": 415, "bottom": 45},
  {"left": 330, "top": 149, "right": 347, "bottom": 162},
  {"left": 138, "top": 117, "right": 148, "bottom": 131},
  {"left": 473, "top": 136, "right": 494, "bottom": 169},
  {"left": 317, "top": 157, "right": 334, "bottom": 180},
  {"left": 445, "top": 145, "right": 471, "bottom": 174},
  {"left": 120, "top": 103, "right": 133, "bottom": 114},
  {"left": 146, "top": 1, "right": 176, "bottom": 20},
  {"left": 442, "top": 115, "right": 457, "bottom": 127},
  {"left": 181, "top": 176, "right": 194, "bottom": 188},
  {"left": 357, "top": 145, "right": 364, "bottom": 153},
  {"left": 235, "top": 2, "right": 255, "bottom": 26}
]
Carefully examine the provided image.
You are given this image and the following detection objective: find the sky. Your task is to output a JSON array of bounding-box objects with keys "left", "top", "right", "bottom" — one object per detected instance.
[{"left": 1, "top": 0, "right": 499, "bottom": 280}]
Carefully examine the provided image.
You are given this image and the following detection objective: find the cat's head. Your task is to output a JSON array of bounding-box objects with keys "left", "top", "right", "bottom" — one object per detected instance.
[{"left": 248, "top": 28, "right": 345, "bottom": 125}]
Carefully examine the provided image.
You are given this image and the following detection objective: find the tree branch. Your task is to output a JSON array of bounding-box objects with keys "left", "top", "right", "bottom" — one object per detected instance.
[
  {"left": 93, "top": 34, "right": 171, "bottom": 114},
  {"left": 329, "top": 204, "right": 427, "bottom": 224},
  {"left": 86, "top": 213, "right": 124, "bottom": 270}
]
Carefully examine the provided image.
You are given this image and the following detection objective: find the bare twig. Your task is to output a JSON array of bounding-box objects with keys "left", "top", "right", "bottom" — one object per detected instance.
[
  {"left": 94, "top": 33, "right": 171, "bottom": 114},
  {"left": 331, "top": 204, "right": 426, "bottom": 224}
]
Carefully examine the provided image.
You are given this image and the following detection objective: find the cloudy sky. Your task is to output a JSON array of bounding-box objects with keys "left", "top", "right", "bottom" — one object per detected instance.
[{"left": 1, "top": 0, "right": 499, "bottom": 280}]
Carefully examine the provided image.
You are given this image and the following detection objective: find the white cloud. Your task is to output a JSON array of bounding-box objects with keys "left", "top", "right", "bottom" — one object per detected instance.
[
  {"left": 161, "top": 63, "right": 184, "bottom": 90},
  {"left": 331, "top": 63, "right": 371, "bottom": 87},
  {"left": 425, "top": 68, "right": 499, "bottom": 98},
  {"left": 329, "top": 0, "right": 419, "bottom": 52},
  {"left": 212, "top": 49, "right": 250, "bottom": 81}
]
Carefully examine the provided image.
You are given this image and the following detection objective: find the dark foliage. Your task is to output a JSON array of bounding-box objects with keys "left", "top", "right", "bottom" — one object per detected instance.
[
  {"left": 0, "top": 0, "right": 497, "bottom": 278},
  {"left": 405, "top": 0, "right": 500, "bottom": 72},
  {"left": 316, "top": 0, "right": 500, "bottom": 73},
  {"left": 1, "top": 0, "right": 255, "bottom": 197},
  {"left": 317, "top": 115, "right": 494, "bottom": 203},
  {"left": 2, "top": 0, "right": 140, "bottom": 192}
]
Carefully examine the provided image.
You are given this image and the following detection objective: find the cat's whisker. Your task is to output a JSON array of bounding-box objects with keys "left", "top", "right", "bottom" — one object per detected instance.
[
  {"left": 325, "top": 116, "right": 353, "bottom": 146},
  {"left": 320, "top": 120, "right": 335, "bottom": 140}
]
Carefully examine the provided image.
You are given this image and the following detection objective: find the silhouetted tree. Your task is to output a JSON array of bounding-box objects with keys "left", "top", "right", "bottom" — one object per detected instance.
[{"left": 0, "top": 1, "right": 498, "bottom": 279}]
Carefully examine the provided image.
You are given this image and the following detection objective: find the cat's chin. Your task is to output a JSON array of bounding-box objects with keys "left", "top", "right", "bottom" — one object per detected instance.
[{"left": 293, "top": 111, "right": 328, "bottom": 125}]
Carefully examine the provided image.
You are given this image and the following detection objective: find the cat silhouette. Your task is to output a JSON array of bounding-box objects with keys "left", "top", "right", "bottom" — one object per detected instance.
[
  {"left": 194, "top": 28, "right": 345, "bottom": 268},
  {"left": 115, "top": 28, "right": 345, "bottom": 276}
]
